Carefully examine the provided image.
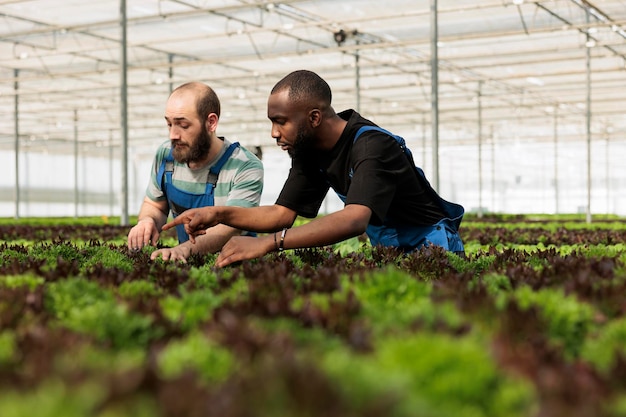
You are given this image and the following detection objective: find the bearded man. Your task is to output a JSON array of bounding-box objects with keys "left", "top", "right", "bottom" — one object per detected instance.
[{"left": 127, "top": 82, "right": 263, "bottom": 262}]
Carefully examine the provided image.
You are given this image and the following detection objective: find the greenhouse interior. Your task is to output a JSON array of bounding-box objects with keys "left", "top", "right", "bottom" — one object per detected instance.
[{"left": 1, "top": 0, "right": 625, "bottom": 222}]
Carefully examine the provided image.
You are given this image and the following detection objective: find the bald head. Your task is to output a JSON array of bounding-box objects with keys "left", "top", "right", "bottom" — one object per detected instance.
[{"left": 171, "top": 81, "right": 221, "bottom": 121}]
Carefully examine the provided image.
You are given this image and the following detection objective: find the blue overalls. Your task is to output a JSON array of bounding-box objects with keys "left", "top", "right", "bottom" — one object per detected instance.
[
  {"left": 336, "top": 126, "right": 465, "bottom": 255},
  {"left": 156, "top": 142, "right": 239, "bottom": 243}
]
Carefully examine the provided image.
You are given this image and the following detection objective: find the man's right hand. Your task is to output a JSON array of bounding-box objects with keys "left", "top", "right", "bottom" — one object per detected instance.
[
  {"left": 127, "top": 218, "right": 160, "bottom": 251},
  {"left": 162, "top": 208, "right": 218, "bottom": 243}
]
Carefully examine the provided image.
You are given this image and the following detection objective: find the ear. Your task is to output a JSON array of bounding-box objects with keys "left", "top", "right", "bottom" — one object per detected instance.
[
  {"left": 308, "top": 108, "right": 322, "bottom": 128},
  {"left": 205, "top": 113, "right": 219, "bottom": 132}
]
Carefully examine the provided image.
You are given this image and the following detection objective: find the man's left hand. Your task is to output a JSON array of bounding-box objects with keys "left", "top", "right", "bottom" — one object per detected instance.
[
  {"left": 215, "top": 235, "right": 274, "bottom": 268},
  {"left": 150, "top": 245, "right": 191, "bottom": 263}
]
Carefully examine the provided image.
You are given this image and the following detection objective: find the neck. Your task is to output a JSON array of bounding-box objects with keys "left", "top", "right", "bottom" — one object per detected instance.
[{"left": 316, "top": 113, "right": 347, "bottom": 151}]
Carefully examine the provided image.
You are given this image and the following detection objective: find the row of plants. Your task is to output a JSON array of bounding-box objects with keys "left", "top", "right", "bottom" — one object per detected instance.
[{"left": 0, "top": 215, "right": 625, "bottom": 416}]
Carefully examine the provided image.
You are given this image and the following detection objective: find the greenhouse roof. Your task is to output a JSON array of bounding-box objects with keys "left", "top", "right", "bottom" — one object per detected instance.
[{"left": 1, "top": 0, "right": 625, "bottom": 157}]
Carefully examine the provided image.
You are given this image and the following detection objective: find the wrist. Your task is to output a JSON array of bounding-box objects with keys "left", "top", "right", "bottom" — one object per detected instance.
[
  {"left": 278, "top": 228, "right": 288, "bottom": 252},
  {"left": 181, "top": 243, "right": 194, "bottom": 257},
  {"left": 269, "top": 231, "right": 281, "bottom": 253}
]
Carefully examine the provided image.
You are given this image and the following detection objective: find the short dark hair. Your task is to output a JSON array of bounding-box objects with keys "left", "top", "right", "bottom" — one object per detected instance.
[
  {"left": 271, "top": 70, "right": 332, "bottom": 108},
  {"left": 172, "top": 82, "right": 221, "bottom": 120}
]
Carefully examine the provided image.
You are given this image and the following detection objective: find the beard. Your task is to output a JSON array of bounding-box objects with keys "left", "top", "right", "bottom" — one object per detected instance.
[
  {"left": 172, "top": 124, "right": 211, "bottom": 164},
  {"left": 289, "top": 125, "right": 316, "bottom": 160}
]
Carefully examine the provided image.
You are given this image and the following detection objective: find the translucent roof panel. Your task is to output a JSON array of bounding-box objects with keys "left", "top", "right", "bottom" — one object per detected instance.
[{"left": 0, "top": 0, "right": 624, "bottom": 154}]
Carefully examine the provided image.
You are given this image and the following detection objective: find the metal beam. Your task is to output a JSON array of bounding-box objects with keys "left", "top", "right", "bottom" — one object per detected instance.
[
  {"left": 120, "top": 0, "right": 129, "bottom": 226},
  {"left": 430, "top": 0, "right": 439, "bottom": 192}
]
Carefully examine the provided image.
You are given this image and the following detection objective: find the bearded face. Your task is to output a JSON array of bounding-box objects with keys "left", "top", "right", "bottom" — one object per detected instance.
[
  {"left": 172, "top": 122, "right": 211, "bottom": 164},
  {"left": 289, "top": 122, "right": 316, "bottom": 160}
]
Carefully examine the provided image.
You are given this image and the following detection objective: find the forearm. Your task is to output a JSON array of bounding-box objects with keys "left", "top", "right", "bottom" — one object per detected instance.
[
  {"left": 214, "top": 204, "right": 372, "bottom": 268},
  {"left": 216, "top": 204, "right": 297, "bottom": 233},
  {"left": 182, "top": 224, "right": 242, "bottom": 254},
  {"left": 270, "top": 204, "right": 371, "bottom": 251},
  {"left": 137, "top": 198, "right": 168, "bottom": 229}
]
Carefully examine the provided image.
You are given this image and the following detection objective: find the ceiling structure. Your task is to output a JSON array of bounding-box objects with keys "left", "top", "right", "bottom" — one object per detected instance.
[{"left": 1, "top": 0, "right": 625, "bottom": 160}]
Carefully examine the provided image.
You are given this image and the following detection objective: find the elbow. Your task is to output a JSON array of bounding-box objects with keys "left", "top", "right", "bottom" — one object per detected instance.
[
  {"left": 343, "top": 204, "right": 372, "bottom": 236},
  {"left": 274, "top": 205, "right": 298, "bottom": 230},
  {"left": 350, "top": 217, "right": 369, "bottom": 236}
]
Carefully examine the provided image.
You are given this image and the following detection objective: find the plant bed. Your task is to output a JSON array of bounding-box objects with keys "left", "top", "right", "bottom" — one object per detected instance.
[{"left": 1, "top": 216, "right": 626, "bottom": 417}]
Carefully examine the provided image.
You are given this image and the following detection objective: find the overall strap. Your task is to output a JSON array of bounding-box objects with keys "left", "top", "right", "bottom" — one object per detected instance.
[
  {"left": 353, "top": 125, "right": 464, "bottom": 229},
  {"left": 206, "top": 142, "right": 240, "bottom": 188},
  {"left": 157, "top": 147, "right": 175, "bottom": 190},
  {"left": 354, "top": 126, "right": 410, "bottom": 156},
  {"left": 355, "top": 125, "right": 394, "bottom": 141}
]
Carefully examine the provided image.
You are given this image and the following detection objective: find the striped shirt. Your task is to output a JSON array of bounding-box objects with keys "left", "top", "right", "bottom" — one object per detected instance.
[{"left": 146, "top": 138, "right": 263, "bottom": 210}]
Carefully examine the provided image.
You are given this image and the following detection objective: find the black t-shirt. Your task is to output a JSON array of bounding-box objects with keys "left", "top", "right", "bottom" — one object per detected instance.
[{"left": 275, "top": 110, "right": 445, "bottom": 227}]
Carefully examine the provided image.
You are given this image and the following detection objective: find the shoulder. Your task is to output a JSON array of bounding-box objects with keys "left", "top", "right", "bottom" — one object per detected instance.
[
  {"left": 215, "top": 142, "right": 264, "bottom": 187},
  {"left": 352, "top": 127, "right": 399, "bottom": 152},
  {"left": 341, "top": 111, "right": 394, "bottom": 146},
  {"left": 228, "top": 143, "right": 264, "bottom": 171},
  {"left": 349, "top": 127, "right": 407, "bottom": 167}
]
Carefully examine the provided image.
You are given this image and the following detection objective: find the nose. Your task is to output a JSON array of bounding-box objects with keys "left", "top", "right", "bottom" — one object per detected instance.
[
  {"left": 169, "top": 125, "right": 181, "bottom": 140},
  {"left": 270, "top": 124, "right": 281, "bottom": 142}
]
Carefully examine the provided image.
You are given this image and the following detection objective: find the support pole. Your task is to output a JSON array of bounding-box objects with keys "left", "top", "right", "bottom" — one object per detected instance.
[
  {"left": 168, "top": 53, "right": 174, "bottom": 94},
  {"left": 355, "top": 40, "right": 361, "bottom": 113},
  {"left": 477, "top": 81, "right": 483, "bottom": 218},
  {"left": 605, "top": 128, "right": 610, "bottom": 214},
  {"left": 74, "top": 109, "right": 79, "bottom": 218},
  {"left": 109, "top": 130, "right": 115, "bottom": 217},
  {"left": 421, "top": 113, "right": 427, "bottom": 171},
  {"left": 120, "top": 0, "right": 129, "bottom": 225},
  {"left": 553, "top": 107, "right": 559, "bottom": 214},
  {"left": 13, "top": 69, "right": 20, "bottom": 219},
  {"left": 585, "top": 9, "right": 592, "bottom": 223},
  {"left": 490, "top": 126, "right": 495, "bottom": 211},
  {"left": 430, "top": 0, "right": 440, "bottom": 191}
]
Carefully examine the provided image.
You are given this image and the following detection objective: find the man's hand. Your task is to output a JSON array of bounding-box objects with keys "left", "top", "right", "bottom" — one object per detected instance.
[
  {"left": 128, "top": 218, "right": 160, "bottom": 251},
  {"left": 162, "top": 207, "right": 219, "bottom": 243},
  {"left": 150, "top": 245, "right": 191, "bottom": 263},
  {"left": 215, "top": 235, "right": 275, "bottom": 268}
]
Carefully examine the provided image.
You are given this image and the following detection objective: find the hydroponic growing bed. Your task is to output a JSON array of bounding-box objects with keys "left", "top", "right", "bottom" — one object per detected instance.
[{"left": 1, "top": 215, "right": 626, "bottom": 417}]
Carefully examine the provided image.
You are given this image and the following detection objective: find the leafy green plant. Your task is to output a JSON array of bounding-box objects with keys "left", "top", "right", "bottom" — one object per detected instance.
[
  {"left": 0, "top": 379, "right": 106, "bottom": 417},
  {"left": 186, "top": 264, "right": 220, "bottom": 289},
  {"left": 80, "top": 244, "right": 134, "bottom": 272},
  {"left": 54, "top": 343, "right": 146, "bottom": 375},
  {"left": 581, "top": 317, "right": 626, "bottom": 374},
  {"left": 117, "top": 280, "right": 161, "bottom": 299},
  {"left": 0, "top": 330, "right": 17, "bottom": 365},
  {"left": 157, "top": 330, "right": 235, "bottom": 384},
  {"left": 512, "top": 286, "right": 595, "bottom": 359},
  {"left": 348, "top": 268, "right": 465, "bottom": 336},
  {"left": 160, "top": 289, "right": 223, "bottom": 332},
  {"left": 0, "top": 273, "right": 45, "bottom": 291},
  {"left": 321, "top": 332, "right": 536, "bottom": 417},
  {"left": 28, "top": 241, "right": 82, "bottom": 271},
  {"left": 0, "top": 244, "right": 31, "bottom": 267},
  {"left": 45, "top": 278, "right": 162, "bottom": 348}
]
